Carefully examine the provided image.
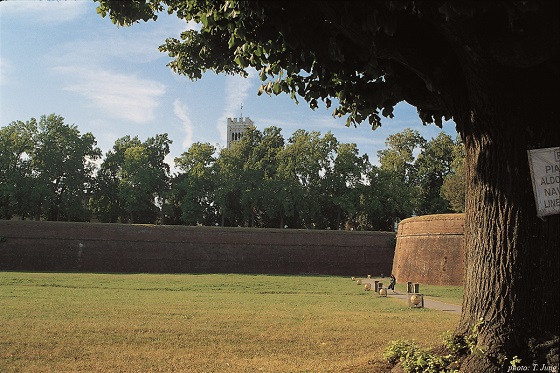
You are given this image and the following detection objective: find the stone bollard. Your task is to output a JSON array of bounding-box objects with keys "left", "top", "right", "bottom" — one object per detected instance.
[
  {"left": 408, "top": 293, "right": 424, "bottom": 308},
  {"left": 379, "top": 287, "right": 387, "bottom": 297},
  {"left": 407, "top": 281, "right": 413, "bottom": 293},
  {"left": 356, "top": 279, "right": 362, "bottom": 285},
  {"left": 364, "top": 283, "right": 371, "bottom": 291},
  {"left": 374, "top": 280, "right": 380, "bottom": 293},
  {"left": 413, "top": 283, "right": 420, "bottom": 293}
]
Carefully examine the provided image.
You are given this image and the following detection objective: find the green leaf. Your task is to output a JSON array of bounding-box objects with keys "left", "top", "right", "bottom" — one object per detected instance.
[
  {"left": 200, "top": 13, "right": 208, "bottom": 27},
  {"left": 228, "top": 34, "right": 236, "bottom": 49},
  {"left": 234, "top": 56, "right": 245, "bottom": 66},
  {"left": 255, "top": 45, "right": 263, "bottom": 57}
]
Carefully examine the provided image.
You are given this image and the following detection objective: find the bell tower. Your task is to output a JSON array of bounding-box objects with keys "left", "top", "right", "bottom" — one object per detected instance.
[{"left": 226, "top": 116, "right": 254, "bottom": 150}]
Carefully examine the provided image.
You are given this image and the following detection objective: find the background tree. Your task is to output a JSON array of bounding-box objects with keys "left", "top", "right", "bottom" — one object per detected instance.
[
  {"left": 413, "top": 132, "right": 456, "bottom": 214},
  {"left": 90, "top": 166, "right": 122, "bottom": 223},
  {"left": 96, "top": 1, "right": 560, "bottom": 370},
  {"left": 252, "top": 126, "right": 287, "bottom": 228},
  {"left": 0, "top": 116, "right": 461, "bottom": 228},
  {"left": 32, "top": 114, "right": 101, "bottom": 221},
  {"left": 221, "top": 126, "right": 265, "bottom": 227},
  {"left": 369, "top": 129, "right": 460, "bottom": 220},
  {"left": 441, "top": 137, "right": 466, "bottom": 213},
  {"left": 142, "top": 133, "right": 173, "bottom": 220},
  {"left": 0, "top": 119, "right": 38, "bottom": 220},
  {"left": 278, "top": 130, "right": 338, "bottom": 228},
  {"left": 173, "top": 142, "right": 217, "bottom": 225},
  {"left": 274, "top": 142, "right": 304, "bottom": 229},
  {"left": 91, "top": 134, "right": 171, "bottom": 224},
  {"left": 119, "top": 145, "right": 158, "bottom": 223},
  {"left": 378, "top": 129, "right": 426, "bottom": 183},
  {"left": 328, "top": 142, "right": 369, "bottom": 230},
  {"left": 90, "top": 135, "right": 142, "bottom": 223},
  {"left": 375, "top": 129, "right": 425, "bottom": 222},
  {"left": 362, "top": 165, "right": 414, "bottom": 231},
  {"left": 212, "top": 141, "right": 247, "bottom": 227}
]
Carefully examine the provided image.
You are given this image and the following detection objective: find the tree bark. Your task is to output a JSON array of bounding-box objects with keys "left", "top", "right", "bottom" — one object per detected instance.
[{"left": 455, "top": 55, "right": 559, "bottom": 371}]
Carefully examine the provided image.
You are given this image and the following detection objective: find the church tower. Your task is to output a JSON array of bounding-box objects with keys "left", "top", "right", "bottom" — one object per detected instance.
[{"left": 226, "top": 116, "right": 254, "bottom": 149}]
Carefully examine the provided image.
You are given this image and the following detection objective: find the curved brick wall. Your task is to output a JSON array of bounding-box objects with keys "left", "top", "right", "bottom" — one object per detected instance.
[
  {"left": 391, "top": 214, "right": 465, "bottom": 286},
  {"left": 0, "top": 221, "right": 395, "bottom": 276}
]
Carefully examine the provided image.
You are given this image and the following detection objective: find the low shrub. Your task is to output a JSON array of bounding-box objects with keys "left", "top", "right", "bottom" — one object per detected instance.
[{"left": 383, "top": 318, "right": 487, "bottom": 372}]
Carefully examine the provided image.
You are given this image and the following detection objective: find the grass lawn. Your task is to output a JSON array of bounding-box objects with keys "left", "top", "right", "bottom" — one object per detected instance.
[{"left": 0, "top": 272, "right": 461, "bottom": 372}]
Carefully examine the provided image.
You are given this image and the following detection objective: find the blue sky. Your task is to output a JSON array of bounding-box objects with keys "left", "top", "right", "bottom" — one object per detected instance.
[{"left": 0, "top": 0, "right": 457, "bottom": 172}]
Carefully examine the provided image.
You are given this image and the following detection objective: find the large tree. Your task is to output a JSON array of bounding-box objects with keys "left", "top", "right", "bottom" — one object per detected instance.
[
  {"left": 173, "top": 142, "right": 218, "bottom": 225},
  {"left": 0, "top": 119, "right": 37, "bottom": 219},
  {"left": 1, "top": 116, "right": 101, "bottom": 221},
  {"left": 414, "top": 132, "right": 456, "bottom": 214},
  {"left": 90, "top": 135, "right": 142, "bottom": 223},
  {"left": 91, "top": 134, "right": 171, "bottom": 224},
  {"left": 32, "top": 114, "right": 101, "bottom": 221},
  {"left": 278, "top": 129, "right": 339, "bottom": 228},
  {"left": 95, "top": 1, "right": 559, "bottom": 370},
  {"left": 441, "top": 136, "right": 466, "bottom": 213},
  {"left": 328, "top": 142, "right": 369, "bottom": 230}
]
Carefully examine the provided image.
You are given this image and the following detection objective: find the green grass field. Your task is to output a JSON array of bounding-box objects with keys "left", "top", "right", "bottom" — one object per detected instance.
[{"left": 0, "top": 272, "right": 462, "bottom": 372}]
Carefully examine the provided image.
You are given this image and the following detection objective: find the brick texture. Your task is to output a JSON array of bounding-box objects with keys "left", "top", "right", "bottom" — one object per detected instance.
[
  {"left": 0, "top": 221, "right": 395, "bottom": 276},
  {"left": 391, "top": 214, "right": 465, "bottom": 286}
]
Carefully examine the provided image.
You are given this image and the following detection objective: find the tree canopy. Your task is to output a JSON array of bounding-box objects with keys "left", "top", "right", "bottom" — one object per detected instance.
[
  {"left": 1, "top": 117, "right": 460, "bottom": 229},
  {"left": 0, "top": 115, "right": 101, "bottom": 221}
]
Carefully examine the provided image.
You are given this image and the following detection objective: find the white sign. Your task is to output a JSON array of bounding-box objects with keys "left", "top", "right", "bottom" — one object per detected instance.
[{"left": 527, "top": 147, "right": 560, "bottom": 217}]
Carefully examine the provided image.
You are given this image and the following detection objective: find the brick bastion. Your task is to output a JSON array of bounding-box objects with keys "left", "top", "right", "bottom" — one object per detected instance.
[
  {"left": 0, "top": 220, "right": 395, "bottom": 276},
  {"left": 391, "top": 213, "right": 465, "bottom": 286}
]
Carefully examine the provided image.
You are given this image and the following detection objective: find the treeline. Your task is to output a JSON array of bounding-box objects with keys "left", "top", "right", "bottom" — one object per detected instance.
[{"left": 0, "top": 114, "right": 465, "bottom": 231}]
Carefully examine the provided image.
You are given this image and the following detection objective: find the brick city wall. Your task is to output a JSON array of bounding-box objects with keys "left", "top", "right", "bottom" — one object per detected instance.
[
  {"left": 392, "top": 214, "right": 465, "bottom": 286},
  {"left": 0, "top": 221, "right": 395, "bottom": 276}
]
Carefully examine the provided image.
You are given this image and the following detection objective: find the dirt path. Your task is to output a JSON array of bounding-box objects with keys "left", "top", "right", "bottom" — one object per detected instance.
[{"left": 360, "top": 279, "right": 462, "bottom": 314}]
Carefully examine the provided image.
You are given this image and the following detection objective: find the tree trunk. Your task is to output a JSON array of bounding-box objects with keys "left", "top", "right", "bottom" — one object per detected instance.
[
  {"left": 337, "top": 208, "right": 341, "bottom": 230},
  {"left": 455, "top": 58, "right": 559, "bottom": 371},
  {"left": 35, "top": 194, "right": 43, "bottom": 221}
]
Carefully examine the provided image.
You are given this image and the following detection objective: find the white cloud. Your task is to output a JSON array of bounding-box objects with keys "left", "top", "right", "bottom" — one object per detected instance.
[
  {"left": 217, "top": 69, "right": 257, "bottom": 143},
  {"left": 40, "top": 4, "right": 196, "bottom": 68},
  {"left": 0, "top": 58, "right": 12, "bottom": 85},
  {"left": 309, "top": 115, "right": 345, "bottom": 130},
  {"left": 0, "top": 0, "right": 88, "bottom": 25},
  {"left": 56, "top": 66, "right": 166, "bottom": 123},
  {"left": 173, "top": 98, "right": 193, "bottom": 150},
  {"left": 50, "top": 17, "right": 196, "bottom": 66},
  {"left": 50, "top": 37, "right": 162, "bottom": 68}
]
